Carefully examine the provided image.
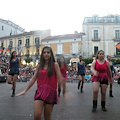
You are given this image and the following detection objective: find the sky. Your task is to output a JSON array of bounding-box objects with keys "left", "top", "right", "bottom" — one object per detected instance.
[{"left": 0, "top": 0, "right": 120, "bottom": 35}]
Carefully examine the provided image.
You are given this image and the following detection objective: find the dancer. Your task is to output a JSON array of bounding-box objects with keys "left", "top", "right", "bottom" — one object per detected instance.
[
  {"left": 58, "top": 56, "right": 70, "bottom": 97},
  {"left": 76, "top": 56, "right": 85, "bottom": 92},
  {"left": 107, "top": 55, "right": 114, "bottom": 97},
  {"left": 91, "top": 50, "right": 113, "bottom": 112},
  {"left": 7, "top": 51, "right": 21, "bottom": 97},
  {"left": 16, "top": 46, "right": 61, "bottom": 120}
]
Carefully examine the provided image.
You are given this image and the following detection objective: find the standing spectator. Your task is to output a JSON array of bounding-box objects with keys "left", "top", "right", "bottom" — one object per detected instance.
[
  {"left": 107, "top": 55, "right": 114, "bottom": 97},
  {"left": 91, "top": 50, "right": 113, "bottom": 112},
  {"left": 76, "top": 56, "right": 85, "bottom": 92},
  {"left": 7, "top": 51, "right": 21, "bottom": 97},
  {"left": 58, "top": 56, "right": 70, "bottom": 97},
  {"left": 16, "top": 46, "right": 61, "bottom": 120}
]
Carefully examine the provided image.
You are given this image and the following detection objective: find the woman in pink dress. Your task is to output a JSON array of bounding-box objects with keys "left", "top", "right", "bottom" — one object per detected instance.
[
  {"left": 58, "top": 56, "right": 70, "bottom": 97},
  {"left": 16, "top": 46, "right": 61, "bottom": 120},
  {"left": 91, "top": 50, "right": 113, "bottom": 112}
]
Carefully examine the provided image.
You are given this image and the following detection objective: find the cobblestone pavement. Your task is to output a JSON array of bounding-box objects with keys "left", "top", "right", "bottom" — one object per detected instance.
[{"left": 0, "top": 82, "right": 120, "bottom": 120}]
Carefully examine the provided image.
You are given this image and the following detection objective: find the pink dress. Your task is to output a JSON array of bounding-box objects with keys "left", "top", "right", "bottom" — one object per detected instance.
[
  {"left": 60, "top": 65, "right": 68, "bottom": 80},
  {"left": 92, "top": 60, "right": 109, "bottom": 82},
  {"left": 34, "top": 65, "right": 58, "bottom": 104}
]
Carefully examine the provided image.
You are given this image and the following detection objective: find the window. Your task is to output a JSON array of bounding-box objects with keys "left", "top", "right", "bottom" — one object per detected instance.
[
  {"left": 9, "top": 41, "right": 13, "bottom": 47},
  {"left": 94, "top": 46, "right": 98, "bottom": 55},
  {"left": 35, "top": 37, "right": 40, "bottom": 45},
  {"left": 1, "top": 42, "right": 4, "bottom": 47},
  {"left": 57, "top": 44, "right": 62, "bottom": 54},
  {"left": 94, "top": 30, "right": 98, "bottom": 40},
  {"left": 72, "top": 42, "right": 78, "bottom": 53},
  {"left": 26, "top": 39, "right": 29, "bottom": 45},
  {"left": 18, "top": 40, "right": 22, "bottom": 45},
  {"left": 116, "top": 48, "right": 120, "bottom": 55},
  {"left": 2, "top": 26, "right": 4, "bottom": 31},
  {"left": 115, "top": 30, "right": 120, "bottom": 40}
]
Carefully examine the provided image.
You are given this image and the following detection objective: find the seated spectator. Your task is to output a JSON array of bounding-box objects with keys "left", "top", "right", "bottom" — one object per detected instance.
[{"left": 85, "top": 72, "right": 91, "bottom": 83}]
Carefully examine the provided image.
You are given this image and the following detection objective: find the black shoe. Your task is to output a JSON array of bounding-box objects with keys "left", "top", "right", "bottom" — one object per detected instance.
[
  {"left": 102, "top": 107, "right": 107, "bottom": 111},
  {"left": 101, "top": 101, "right": 107, "bottom": 111},
  {"left": 78, "top": 81, "right": 81, "bottom": 90},
  {"left": 109, "top": 90, "right": 114, "bottom": 97},
  {"left": 109, "top": 94, "right": 114, "bottom": 97},
  {"left": 81, "top": 86, "right": 83, "bottom": 93},
  {"left": 11, "top": 93, "right": 15, "bottom": 97},
  {"left": 92, "top": 107, "right": 97, "bottom": 112},
  {"left": 92, "top": 100, "right": 97, "bottom": 112}
]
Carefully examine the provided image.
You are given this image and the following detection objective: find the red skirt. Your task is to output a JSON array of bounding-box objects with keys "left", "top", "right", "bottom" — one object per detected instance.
[
  {"left": 92, "top": 73, "right": 109, "bottom": 82},
  {"left": 34, "top": 85, "right": 58, "bottom": 104}
]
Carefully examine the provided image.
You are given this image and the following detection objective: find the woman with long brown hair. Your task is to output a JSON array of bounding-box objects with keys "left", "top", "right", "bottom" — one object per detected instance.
[
  {"left": 91, "top": 50, "right": 113, "bottom": 112},
  {"left": 58, "top": 56, "right": 70, "bottom": 97},
  {"left": 7, "top": 51, "right": 21, "bottom": 97},
  {"left": 16, "top": 46, "right": 61, "bottom": 120}
]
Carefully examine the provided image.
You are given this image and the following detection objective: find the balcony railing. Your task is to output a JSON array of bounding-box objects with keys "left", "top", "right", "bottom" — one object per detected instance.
[
  {"left": 8, "top": 45, "right": 12, "bottom": 48},
  {"left": 92, "top": 37, "right": 101, "bottom": 41},
  {"left": 35, "top": 42, "right": 40, "bottom": 47},
  {"left": 113, "top": 38, "right": 120, "bottom": 41},
  {"left": 25, "top": 43, "right": 30, "bottom": 47}
]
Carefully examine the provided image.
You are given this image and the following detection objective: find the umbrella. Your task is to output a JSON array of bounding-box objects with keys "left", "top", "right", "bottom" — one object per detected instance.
[
  {"left": 0, "top": 49, "right": 4, "bottom": 51},
  {"left": 6, "top": 49, "right": 10, "bottom": 52},
  {"left": 115, "top": 42, "right": 120, "bottom": 50}
]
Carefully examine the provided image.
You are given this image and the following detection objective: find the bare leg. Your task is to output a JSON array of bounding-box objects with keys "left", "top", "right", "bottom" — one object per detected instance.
[
  {"left": 44, "top": 104, "right": 54, "bottom": 120},
  {"left": 34, "top": 100, "right": 44, "bottom": 120},
  {"left": 7, "top": 75, "right": 13, "bottom": 84},
  {"left": 62, "top": 80, "right": 66, "bottom": 96},
  {"left": 78, "top": 75, "right": 82, "bottom": 90},
  {"left": 101, "top": 84, "right": 108, "bottom": 111},
  {"left": 92, "top": 82, "right": 100, "bottom": 112}
]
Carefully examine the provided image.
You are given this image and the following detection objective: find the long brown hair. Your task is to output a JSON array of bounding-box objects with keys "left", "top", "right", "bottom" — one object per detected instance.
[
  {"left": 37, "top": 46, "right": 55, "bottom": 77},
  {"left": 9, "top": 51, "right": 17, "bottom": 62},
  {"left": 95, "top": 50, "right": 104, "bottom": 59},
  {"left": 58, "top": 56, "right": 67, "bottom": 68}
]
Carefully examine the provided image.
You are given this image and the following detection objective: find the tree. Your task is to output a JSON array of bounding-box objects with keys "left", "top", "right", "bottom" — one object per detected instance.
[{"left": 24, "top": 58, "right": 33, "bottom": 63}]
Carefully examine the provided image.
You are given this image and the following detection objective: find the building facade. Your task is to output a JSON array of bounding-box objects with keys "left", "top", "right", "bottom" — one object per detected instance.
[
  {"left": 82, "top": 14, "right": 120, "bottom": 58},
  {"left": 42, "top": 33, "right": 85, "bottom": 66},
  {"left": 0, "top": 30, "right": 50, "bottom": 66},
  {"left": 0, "top": 18, "right": 25, "bottom": 37}
]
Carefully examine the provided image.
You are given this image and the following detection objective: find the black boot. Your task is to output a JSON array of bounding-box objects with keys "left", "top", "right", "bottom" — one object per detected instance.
[
  {"left": 78, "top": 81, "right": 81, "bottom": 90},
  {"left": 109, "top": 90, "right": 114, "bottom": 97},
  {"left": 58, "top": 88, "right": 61, "bottom": 97},
  {"left": 81, "top": 86, "right": 83, "bottom": 93},
  {"left": 92, "top": 100, "right": 97, "bottom": 112},
  {"left": 101, "top": 101, "right": 107, "bottom": 111},
  {"left": 11, "top": 89, "right": 15, "bottom": 97}
]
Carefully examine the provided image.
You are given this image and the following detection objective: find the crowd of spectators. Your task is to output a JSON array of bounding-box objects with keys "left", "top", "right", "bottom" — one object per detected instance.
[{"left": 0, "top": 54, "right": 120, "bottom": 83}]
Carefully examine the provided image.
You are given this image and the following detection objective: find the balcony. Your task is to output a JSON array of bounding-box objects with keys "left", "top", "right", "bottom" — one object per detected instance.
[
  {"left": 8, "top": 45, "right": 12, "bottom": 48},
  {"left": 92, "top": 37, "right": 101, "bottom": 41},
  {"left": 35, "top": 42, "right": 40, "bottom": 47},
  {"left": 25, "top": 43, "right": 30, "bottom": 48},
  {"left": 113, "top": 38, "right": 120, "bottom": 41},
  {"left": 54, "top": 51, "right": 63, "bottom": 56}
]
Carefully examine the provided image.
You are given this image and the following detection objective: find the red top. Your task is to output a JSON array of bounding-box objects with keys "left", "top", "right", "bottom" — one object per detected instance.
[
  {"left": 34, "top": 64, "right": 58, "bottom": 103},
  {"left": 92, "top": 60, "right": 109, "bottom": 82},
  {"left": 60, "top": 65, "right": 67, "bottom": 77},
  {"left": 37, "top": 68, "right": 57, "bottom": 89},
  {"left": 95, "top": 60, "right": 107, "bottom": 73}
]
